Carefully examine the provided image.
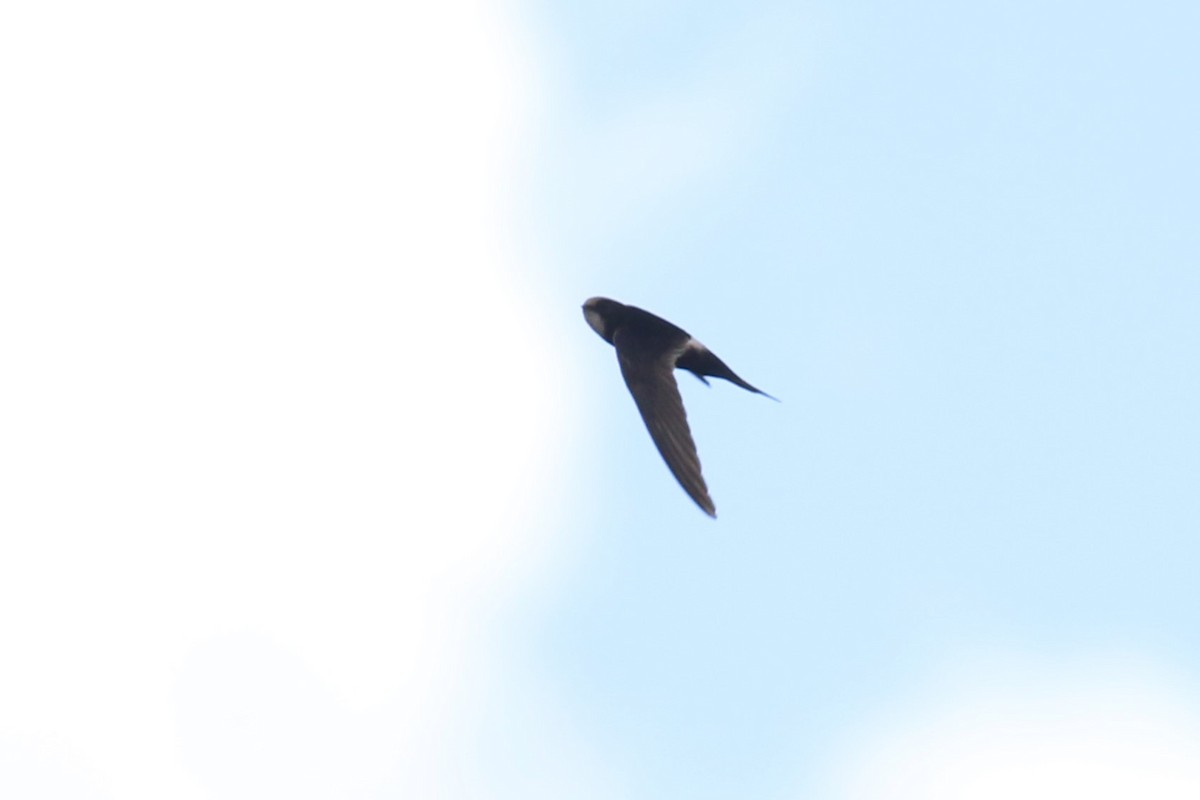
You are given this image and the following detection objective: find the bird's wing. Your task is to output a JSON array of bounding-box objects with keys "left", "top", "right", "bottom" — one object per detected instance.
[{"left": 613, "top": 328, "right": 715, "bottom": 517}]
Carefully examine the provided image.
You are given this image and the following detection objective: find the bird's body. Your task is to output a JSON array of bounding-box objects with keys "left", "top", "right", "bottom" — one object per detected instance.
[{"left": 582, "top": 296, "right": 773, "bottom": 517}]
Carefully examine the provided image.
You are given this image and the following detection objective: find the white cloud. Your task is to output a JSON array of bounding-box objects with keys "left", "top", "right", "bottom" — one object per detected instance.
[
  {"left": 0, "top": 1, "right": 583, "bottom": 797},
  {"left": 820, "top": 652, "right": 1200, "bottom": 800}
]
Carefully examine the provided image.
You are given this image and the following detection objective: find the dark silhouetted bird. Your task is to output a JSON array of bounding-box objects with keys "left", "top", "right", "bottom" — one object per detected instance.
[{"left": 582, "top": 296, "right": 774, "bottom": 517}]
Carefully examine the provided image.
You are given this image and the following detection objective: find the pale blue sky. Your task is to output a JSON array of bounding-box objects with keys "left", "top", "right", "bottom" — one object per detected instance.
[{"left": 523, "top": 0, "right": 1200, "bottom": 797}]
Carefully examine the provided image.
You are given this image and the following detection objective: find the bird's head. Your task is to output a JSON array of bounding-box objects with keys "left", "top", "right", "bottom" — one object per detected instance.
[{"left": 582, "top": 296, "right": 625, "bottom": 343}]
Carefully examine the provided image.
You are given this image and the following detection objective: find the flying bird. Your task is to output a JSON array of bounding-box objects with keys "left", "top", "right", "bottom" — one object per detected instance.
[{"left": 582, "top": 296, "right": 774, "bottom": 517}]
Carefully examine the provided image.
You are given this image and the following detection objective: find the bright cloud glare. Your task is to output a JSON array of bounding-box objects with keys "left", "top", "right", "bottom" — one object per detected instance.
[
  {"left": 823, "top": 653, "right": 1200, "bottom": 800},
  {"left": 0, "top": 1, "right": 570, "bottom": 798}
]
